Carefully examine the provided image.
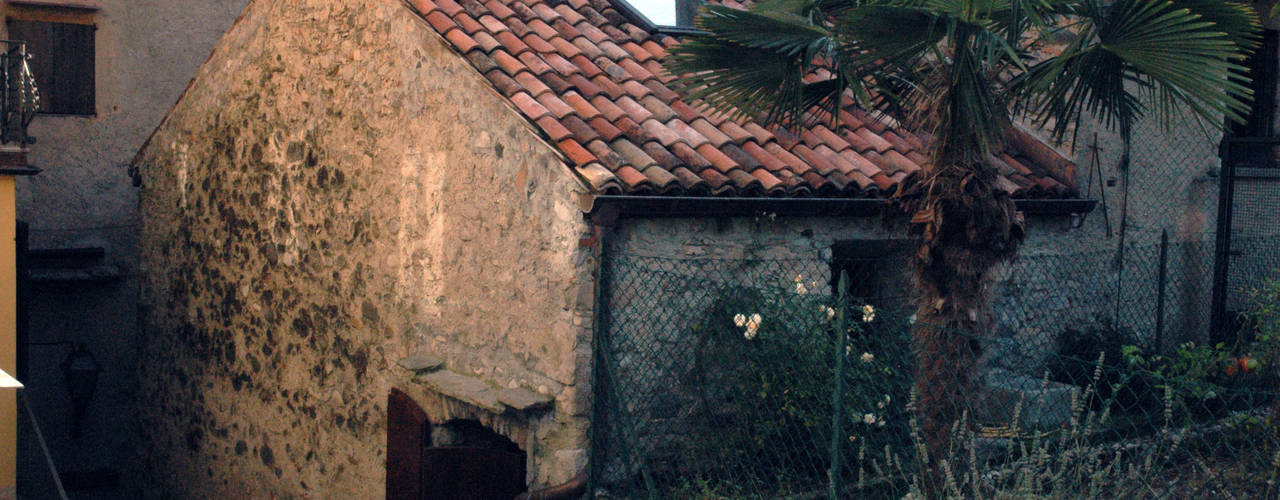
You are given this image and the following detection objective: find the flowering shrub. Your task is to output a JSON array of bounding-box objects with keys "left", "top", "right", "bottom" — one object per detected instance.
[{"left": 676, "top": 275, "right": 914, "bottom": 490}]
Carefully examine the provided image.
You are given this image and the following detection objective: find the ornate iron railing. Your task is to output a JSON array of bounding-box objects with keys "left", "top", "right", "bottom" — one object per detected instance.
[{"left": 0, "top": 40, "right": 38, "bottom": 145}]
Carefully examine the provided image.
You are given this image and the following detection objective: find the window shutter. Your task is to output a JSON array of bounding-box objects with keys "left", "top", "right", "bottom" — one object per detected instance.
[{"left": 52, "top": 22, "right": 94, "bottom": 115}]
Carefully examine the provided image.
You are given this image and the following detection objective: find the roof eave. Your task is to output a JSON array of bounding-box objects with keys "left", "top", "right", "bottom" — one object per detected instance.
[{"left": 582, "top": 194, "right": 1097, "bottom": 219}]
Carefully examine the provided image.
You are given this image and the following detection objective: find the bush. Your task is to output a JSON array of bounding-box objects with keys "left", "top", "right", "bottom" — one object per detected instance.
[{"left": 671, "top": 279, "right": 914, "bottom": 494}]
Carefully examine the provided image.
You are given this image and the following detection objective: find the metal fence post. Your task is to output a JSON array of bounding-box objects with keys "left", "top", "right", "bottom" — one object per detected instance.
[
  {"left": 827, "top": 271, "right": 849, "bottom": 500},
  {"left": 1211, "top": 140, "right": 1236, "bottom": 341},
  {"left": 1155, "top": 229, "right": 1168, "bottom": 351}
]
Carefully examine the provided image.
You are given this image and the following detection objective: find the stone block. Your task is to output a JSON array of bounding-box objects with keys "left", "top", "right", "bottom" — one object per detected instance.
[{"left": 982, "top": 368, "right": 1078, "bottom": 431}]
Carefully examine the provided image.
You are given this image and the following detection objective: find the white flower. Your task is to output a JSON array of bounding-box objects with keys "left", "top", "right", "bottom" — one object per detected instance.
[
  {"left": 863, "top": 413, "right": 876, "bottom": 425},
  {"left": 862, "top": 305, "right": 876, "bottom": 322},
  {"left": 818, "top": 305, "right": 836, "bottom": 321},
  {"left": 884, "top": 394, "right": 891, "bottom": 403},
  {"left": 907, "top": 313, "right": 917, "bottom": 325},
  {"left": 743, "top": 313, "right": 762, "bottom": 339},
  {"left": 877, "top": 400, "right": 885, "bottom": 409},
  {"left": 860, "top": 352, "right": 874, "bottom": 363},
  {"left": 877, "top": 420, "right": 886, "bottom": 427},
  {"left": 733, "top": 313, "right": 747, "bottom": 327},
  {"left": 794, "top": 282, "right": 808, "bottom": 295},
  {"left": 827, "top": 306, "right": 836, "bottom": 319}
]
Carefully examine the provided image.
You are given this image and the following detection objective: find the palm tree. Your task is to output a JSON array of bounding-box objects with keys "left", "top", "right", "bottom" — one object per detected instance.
[{"left": 665, "top": 0, "right": 1258, "bottom": 491}]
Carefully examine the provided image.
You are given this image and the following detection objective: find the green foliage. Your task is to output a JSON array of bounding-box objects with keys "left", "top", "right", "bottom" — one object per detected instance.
[
  {"left": 666, "top": 0, "right": 1260, "bottom": 159},
  {"left": 673, "top": 279, "right": 914, "bottom": 494},
  {"left": 1243, "top": 275, "right": 1280, "bottom": 376}
]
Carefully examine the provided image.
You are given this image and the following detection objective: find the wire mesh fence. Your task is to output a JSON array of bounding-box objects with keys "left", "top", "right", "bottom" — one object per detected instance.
[{"left": 590, "top": 241, "right": 1280, "bottom": 499}]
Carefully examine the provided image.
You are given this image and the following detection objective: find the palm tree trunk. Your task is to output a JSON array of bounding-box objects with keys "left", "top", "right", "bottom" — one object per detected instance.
[{"left": 905, "top": 160, "right": 1022, "bottom": 495}]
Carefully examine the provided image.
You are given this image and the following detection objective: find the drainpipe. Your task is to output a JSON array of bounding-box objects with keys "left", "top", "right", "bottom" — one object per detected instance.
[{"left": 584, "top": 199, "right": 618, "bottom": 496}]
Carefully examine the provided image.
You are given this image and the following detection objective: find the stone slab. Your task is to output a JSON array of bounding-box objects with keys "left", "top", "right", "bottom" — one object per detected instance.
[
  {"left": 420, "top": 370, "right": 505, "bottom": 413},
  {"left": 397, "top": 354, "right": 444, "bottom": 373},
  {"left": 496, "top": 387, "right": 553, "bottom": 412}
]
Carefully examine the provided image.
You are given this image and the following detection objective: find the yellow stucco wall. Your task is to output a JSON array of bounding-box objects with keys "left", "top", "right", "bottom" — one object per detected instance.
[{"left": 0, "top": 174, "right": 15, "bottom": 493}]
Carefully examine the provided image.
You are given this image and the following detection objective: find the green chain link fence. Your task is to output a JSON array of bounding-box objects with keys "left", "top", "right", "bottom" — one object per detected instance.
[{"left": 590, "top": 238, "right": 1280, "bottom": 499}]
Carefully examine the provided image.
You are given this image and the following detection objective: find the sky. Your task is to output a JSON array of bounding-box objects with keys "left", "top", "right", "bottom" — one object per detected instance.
[{"left": 627, "top": 0, "right": 677, "bottom": 26}]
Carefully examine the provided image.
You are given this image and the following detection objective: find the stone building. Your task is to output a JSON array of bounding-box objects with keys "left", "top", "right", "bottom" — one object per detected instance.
[
  {"left": 127, "top": 0, "right": 1092, "bottom": 496},
  {"left": 1, "top": 0, "right": 247, "bottom": 496}
]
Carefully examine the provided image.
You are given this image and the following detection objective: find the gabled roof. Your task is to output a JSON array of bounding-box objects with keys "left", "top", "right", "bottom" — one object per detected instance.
[{"left": 406, "top": 0, "right": 1079, "bottom": 199}]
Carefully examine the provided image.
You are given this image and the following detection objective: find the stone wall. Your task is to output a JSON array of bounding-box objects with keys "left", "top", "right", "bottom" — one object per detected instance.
[
  {"left": 7, "top": 0, "right": 246, "bottom": 495},
  {"left": 131, "top": 0, "right": 594, "bottom": 496}
]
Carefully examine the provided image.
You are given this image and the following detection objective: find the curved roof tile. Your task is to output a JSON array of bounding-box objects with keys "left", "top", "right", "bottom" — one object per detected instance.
[{"left": 406, "top": 0, "right": 1080, "bottom": 199}]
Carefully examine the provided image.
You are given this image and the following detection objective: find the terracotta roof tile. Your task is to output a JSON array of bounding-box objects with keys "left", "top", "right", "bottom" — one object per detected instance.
[
  {"left": 589, "top": 74, "right": 623, "bottom": 98},
  {"left": 639, "top": 119, "right": 680, "bottom": 146},
  {"left": 590, "top": 95, "right": 624, "bottom": 121},
  {"left": 464, "top": 51, "right": 499, "bottom": 73},
  {"left": 585, "top": 139, "right": 626, "bottom": 169},
  {"left": 527, "top": 18, "right": 558, "bottom": 39},
  {"left": 424, "top": 11, "right": 458, "bottom": 33},
  {"left": 614, "top": 96, "right": 652, "bottom": 122},
  {"left": 535, "top": 115, "right": 571, "bottom": 141},
  {"left": 536, "top": 91, "right": 574, "bottom": 118},
  {"left": 561, "top": 115, "right": 597, "bottom": 140},
  {"left": 452, "top": 11, "right": 486, "bottom": 33},
  {"left": 553, "top": 4, "right": 585, "bottom": 23},
  {"left": 621, "top": 80, "right": 651, "bottom": 100},
  {"left": 690, "top": 119, "right": 731, "bottom": 148},
  {"left": 562, "top": 92, "right": 599, "bottom": 120},
  {"left": 671, "top": 142, "right": 713, "bottom": 169},
  {"left": 558, "top": 138, "right": 596, "bottom": 165},
  {"left": 542, "top": 52, "right": 577, "bottom": 74},
  {"left": 567, "top": 74, "right": 603, "bottom": 97},
  {"left": 588, "top": 116, "right": 623, "bottom": 141},
  {"left": 492, "top": 50, "right": 524, "bottom": 74},
  {"left": 696, "top": 143, "right": 737, "bottom": 173},
  {"left": 415, "top": 0, "right": 1079, "bottom": 199},
  {"left": 484, "top": 0, "right": 517, "bottom": 19},
  {"left": 497, "top": 31, "right": 531, "bottom": 54},
  {"left": 513, "top": 71, "right": 551, "bottom": 95},
  {"left": 511, "top": 91, "right": 549, "bottom": 119},
  {"left": 597, "top": 40, "right": 630, "bottom": 60},
  {"left": 432, "top": 0, "right": 464, "bottom": 16},
  {"left": 541, "top": 72, "right": 571, "bottom": 94},
  {"left": 445, "top": 29, "right": 479, "bottom": 53}
]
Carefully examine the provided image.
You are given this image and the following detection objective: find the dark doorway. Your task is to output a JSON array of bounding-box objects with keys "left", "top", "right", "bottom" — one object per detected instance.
[{"left": 386, "top": 389, "right": 528, "bottom": 500}]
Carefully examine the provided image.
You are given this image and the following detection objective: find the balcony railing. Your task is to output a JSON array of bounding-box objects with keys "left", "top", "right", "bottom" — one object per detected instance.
[{"left": 0, "top": 40, "right": 38, "bottom": 146}]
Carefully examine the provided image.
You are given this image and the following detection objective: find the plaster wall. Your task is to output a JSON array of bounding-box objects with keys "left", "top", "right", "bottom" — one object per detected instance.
[
  {"left": 5, "top": 0, "right": 247, "bottom": 492},
  {"left": 131, "top": 0, "right": 594, "bottom": 496}
]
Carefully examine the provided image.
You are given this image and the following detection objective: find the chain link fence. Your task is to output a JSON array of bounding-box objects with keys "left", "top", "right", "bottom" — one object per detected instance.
[{"left": 590, "top": 245, "right": 1280, "bottom": 499}]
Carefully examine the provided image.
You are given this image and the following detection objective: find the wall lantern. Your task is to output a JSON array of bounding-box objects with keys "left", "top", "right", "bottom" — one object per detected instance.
[{"left": 60, "top": 344, "right": 100, "bottom": 439}]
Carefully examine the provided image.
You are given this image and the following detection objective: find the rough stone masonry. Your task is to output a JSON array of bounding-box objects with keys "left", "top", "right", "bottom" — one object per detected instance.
[{"left": 130, "top": 0, "right": 596, "bottom": 496}]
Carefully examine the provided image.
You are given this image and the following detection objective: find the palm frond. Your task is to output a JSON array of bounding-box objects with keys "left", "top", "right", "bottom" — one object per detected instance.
[{"left": 1020, "top": 0, "right": 1257, "bottom": 141}]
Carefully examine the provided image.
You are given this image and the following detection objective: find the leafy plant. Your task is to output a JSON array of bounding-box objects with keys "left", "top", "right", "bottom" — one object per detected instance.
[
  {"left": 673, "top": 279, "right": 915, "bottom": 495},
  {"left": 665, "top": 2, "right": 1260, "bottom": 491}
]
